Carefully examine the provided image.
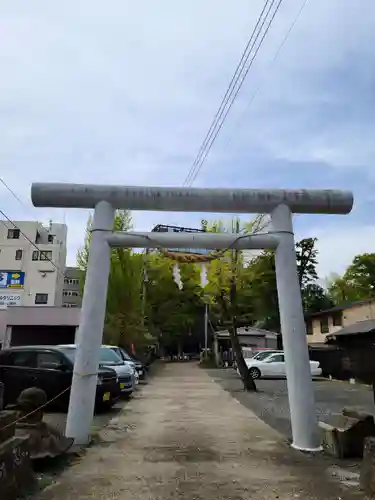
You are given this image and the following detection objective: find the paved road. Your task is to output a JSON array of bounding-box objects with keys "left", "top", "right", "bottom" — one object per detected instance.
[
  {"left": 38, "top": 363, "right": 361, "bottom": 500},
  {"left": 209, "top": 368, "right": 375, "bottom": 439}
]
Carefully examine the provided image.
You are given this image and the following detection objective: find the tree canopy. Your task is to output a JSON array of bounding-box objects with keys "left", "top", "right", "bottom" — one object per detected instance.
[
  {"left": 77, "top": 210, "right": 375, "bottom": 356},
  {"left": 327, "top": 253, "right": 375, "bottom": 304}
]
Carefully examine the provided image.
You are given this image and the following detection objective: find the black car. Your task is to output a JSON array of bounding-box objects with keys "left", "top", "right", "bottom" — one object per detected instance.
[
  {"left": 109, "top": 346, "right": 147, "bottom": 380},
  {"left": 0, "top": 345, "right": 120, "bottom": 410}
]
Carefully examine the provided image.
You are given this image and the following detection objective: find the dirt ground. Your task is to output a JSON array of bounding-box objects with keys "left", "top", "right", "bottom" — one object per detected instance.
[{"left": 36, "top": 363, "right": 364, "bottom": 500}]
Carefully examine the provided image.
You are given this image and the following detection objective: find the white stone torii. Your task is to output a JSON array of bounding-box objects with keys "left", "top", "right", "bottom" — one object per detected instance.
[{"left": 31, "top": 183, "right": 353, "bottom": 451}]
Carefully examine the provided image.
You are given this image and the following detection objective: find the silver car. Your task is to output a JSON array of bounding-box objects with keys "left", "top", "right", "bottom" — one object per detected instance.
[
  {"left": 103, "top": 345, "right": 139, "bottom": 386},
  {"left": 59, "top": 345, "right": 136, "bottom": 397}
]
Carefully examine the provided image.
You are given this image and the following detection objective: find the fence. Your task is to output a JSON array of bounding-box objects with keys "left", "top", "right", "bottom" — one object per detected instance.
[{"left": 309, "top": 345, "right": 375, "bottom": 385}]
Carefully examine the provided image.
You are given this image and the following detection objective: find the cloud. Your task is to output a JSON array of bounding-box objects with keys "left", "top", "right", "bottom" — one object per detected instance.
[{"left": 0, "top": 0, "right": 374, "bottom": 278}]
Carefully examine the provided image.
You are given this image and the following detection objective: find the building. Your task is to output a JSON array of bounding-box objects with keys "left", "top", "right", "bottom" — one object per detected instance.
[
  {"left": 0, "top": 306, "right": 80, "bottom": 348},
  {"left": 62, "top": 267, "right": 82, "bottom": 308},
  {"left": 213, "top": 326, "right": 278, "bottom": 353},
  {"left": 0, "top": 220, "right": 67, "bottom": 307},
  {"left": 305, "top": 299, "right": 375, "bottom": 344}
]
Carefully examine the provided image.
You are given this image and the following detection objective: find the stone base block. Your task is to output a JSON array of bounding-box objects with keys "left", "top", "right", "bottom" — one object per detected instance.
[
  {"left": 0, "top": 435, "right": 35, "bottom": 500},
  {"left": 0, "top": 410, "right": 17, "bottom": 444},
  {"left": 319, "top": 410, "right": 375, "bottom": 459},
  {"left": 361, "top": 436, "right": 375, "bottom": 495}
]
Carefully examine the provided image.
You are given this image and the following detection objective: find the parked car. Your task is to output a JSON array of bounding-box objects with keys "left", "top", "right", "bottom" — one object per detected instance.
[
  {"left": 251, "top": 350, "right": 283, "bottom": 361},
  {"left": 233, "top": 350, "right": 283, "bottom": 370},
  {"left": 0, "top": 345, "right": 120, "bottom": 410},
  {"left": 108, "top": 345, "right": 146, "bottom": 380},
  {"left": 59, "top": 345, "right": 136, "bottom": 398},
  {"left": 242, "top": 352, "right": 322, "bottom": 379}
]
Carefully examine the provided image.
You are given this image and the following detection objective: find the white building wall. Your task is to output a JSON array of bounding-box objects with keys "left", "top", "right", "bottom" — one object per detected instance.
[{"left": 0, "top": 220, "right": 67, "bottom": 307}]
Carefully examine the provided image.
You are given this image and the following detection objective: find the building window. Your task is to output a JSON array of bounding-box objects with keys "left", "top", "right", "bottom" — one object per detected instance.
[
  {"left": 15, "top": 249, "right": 23, "bottom": 260},
  {"left": 63, "top": 290, "right": 80, "bottom": 297},
  {"left": 48, "top": 234, "right": 55, "bottom": 243},
  {"left": 332, "top": 312, "right": 343, "bottom": 327},
  {"left": 306, "top": 321, "right": 313, "bottom": 335},
  {"left": 35, "top": 293, "right": 48, "bottom": 305},
  {"left": 64, "top": 278, "right": 79, "bottom": 285},
  {"left": 39, "top": 250, "right": 52, "bottom": 261},
  {"left": 7, "top": 229, "right": 20, "bottom": 239},
  {"left": 63, "top": 303, "right": 78, "bottom": 308},
  {"left": 32, "top": 250, "right": 39, "bottom": 261},
  {"left": 320, "top": 317, "right": 329, "bottom": 334},
  {"left": 35, "top": 231, "right": 41, "bottom": 244}
]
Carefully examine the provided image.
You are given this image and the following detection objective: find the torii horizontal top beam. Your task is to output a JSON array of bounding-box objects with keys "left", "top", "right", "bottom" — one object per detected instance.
[
  {"left": 106, "top": 231, "right": 279, "bottom": 250},
  {"left": 31, "top": 183, "right": 353, "bottom": 214}
]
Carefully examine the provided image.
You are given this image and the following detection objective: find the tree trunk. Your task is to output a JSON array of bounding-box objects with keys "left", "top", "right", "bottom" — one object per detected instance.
[
  {"left": 228, "top": 218, "right": 257, "bottom": 392},
  {"left": 229, "top": 315, "right": 257, "bottom": 391}
]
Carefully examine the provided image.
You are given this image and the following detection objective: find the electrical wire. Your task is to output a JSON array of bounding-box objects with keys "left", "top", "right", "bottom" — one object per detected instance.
[
  {"left": 219, "top": 0, "right": 310, "bottom": 154},
  {"left": 0, "top": 208, "right": 68, "bottom": 279},
  {"left": 0, "top": 176, "right": 69, "bottom": 279},
  {"left": 0, "top": 177, "right": 30, "bottom": 213},
  {"left": 183, "top": 0, "right": 274, "bottom": 187},
  {"left": 183, "top": 0, "right": 285, "bottom": 187}
]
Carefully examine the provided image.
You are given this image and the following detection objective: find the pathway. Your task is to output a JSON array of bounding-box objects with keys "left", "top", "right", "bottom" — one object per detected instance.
[{"left": 37, "top": 363, "right": 362, "bottom": 499}]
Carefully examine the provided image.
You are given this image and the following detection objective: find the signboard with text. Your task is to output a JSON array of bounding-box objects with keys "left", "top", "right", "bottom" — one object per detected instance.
[
  {"left": 0, "top": 292, "right": 22, "bottom": 307},
  {"left": 0, "top": 271, "right": 25, "bottom": 289}
]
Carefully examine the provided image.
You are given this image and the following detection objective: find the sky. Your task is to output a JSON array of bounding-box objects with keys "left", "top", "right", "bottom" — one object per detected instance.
[{"left": 1, "top": 0, "right": 375, "bottom": 280}]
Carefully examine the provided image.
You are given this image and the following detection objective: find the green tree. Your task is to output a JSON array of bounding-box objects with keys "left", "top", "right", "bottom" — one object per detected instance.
[
  {"left": 343, "top": 253, "right": 375, "bottom": 297},
  {"left": 296, "top": 238, "right": 318, "bottom": 287},
  {"left": 241, "top": 250, "right": 279, "bottom": 330},
  {"left": 327, "top": 254, "right": 375, "bottom": 305},
  {"left": 144, "top": 251, "right": 204, "bottom": 355},
  {"left": 296, "top": 238, "right": 332, "bottom": 314},
  {"left": 302, "top": 283, "right": 333, "bottom": 314},
  {"left": 205, "top": 216, "right": 267, "bottom": 391},
  {"left": 76, "top": 210, "right": 151, "bottom": 350},
  {"left": 327, "top": 274, "right": 362, "bottom": 304}
]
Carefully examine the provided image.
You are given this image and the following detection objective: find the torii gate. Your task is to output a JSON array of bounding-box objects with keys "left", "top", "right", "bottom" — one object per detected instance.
[{"left": 31, "top": 183, "right": 353, "bottom": 451}]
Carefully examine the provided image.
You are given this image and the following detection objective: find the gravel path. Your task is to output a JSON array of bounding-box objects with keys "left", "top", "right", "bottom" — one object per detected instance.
[
  {"left": 210, "top": 368, "right": 375, "bottom": 439},
  {"left": 36, "top": 363, "right": 362, "bottom": 500}
]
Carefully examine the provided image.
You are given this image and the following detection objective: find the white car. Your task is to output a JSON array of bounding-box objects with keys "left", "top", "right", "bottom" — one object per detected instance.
[
  {"left": 243, "top": 352, "right": 322, "bottom": 379},
  {"left": 250, "top": 350, "right": 283, "bottom": 361}
]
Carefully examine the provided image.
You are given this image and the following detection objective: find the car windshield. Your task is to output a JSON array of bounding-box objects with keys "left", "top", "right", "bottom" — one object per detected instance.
[
  {"left": 119, "top": 348, "right": 132, "bottom": 361},
  {"left": 60, "top": 347, "right": 124, "bottom": 366},
  {"left": 110, "top": 346, "right": 132, "bottom": 361},
  {"left": 253, "top": 351, "right": 276, "bottom": 361}
]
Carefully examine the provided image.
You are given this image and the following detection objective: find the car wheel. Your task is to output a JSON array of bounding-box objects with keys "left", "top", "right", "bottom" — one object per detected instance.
[{"left": 249, "top": 367, "right": 261, "bottom": 379}]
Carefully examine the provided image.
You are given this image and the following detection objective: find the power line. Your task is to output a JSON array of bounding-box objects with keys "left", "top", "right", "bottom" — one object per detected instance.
[
  {"left": 0, "top": 176, "right": 70, "bottom": 278},
  {"left": 183, "top": 0, "right": 274, "bottom": 186},
  {"left": 219, "top": 0, "right": 310, "bottom": 154},
  {"left": 0, "top": 176, "right": 49, "bottom": 230},
  {"left": 185, "top": 0, "right": 284, "bottom": 186},
  {"left": 183, "top": 0, "right": 285, "bottom": 187},
  {"left": 0, "top": 208, "right": 67, "bottom": 279},
  {"left": 0, "top": 177, "right": 30, "bottom": 212}
]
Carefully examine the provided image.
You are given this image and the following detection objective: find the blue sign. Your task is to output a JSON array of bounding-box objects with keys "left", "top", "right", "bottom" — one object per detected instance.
[{"left": 0, "top": 271, "right": 25, "bottom": 289}]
